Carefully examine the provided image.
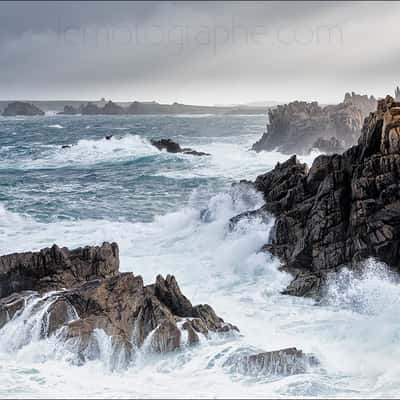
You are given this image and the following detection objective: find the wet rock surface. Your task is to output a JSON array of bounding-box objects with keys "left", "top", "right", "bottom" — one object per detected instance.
[
  {"left": 150, "top": 138, "right": 210, "bottom": 156},
  {"left": 0, "top": 242, "right": 119, "bottom": 298},
  {"left": 223, "top": 347, "right": 319, "bottom": 376},
  {"left": 242, "top": 96, "right": 400, "bottom": 297},
  {"left": 0, "top": 243, "right": 238, "bottom": 363},
  {"left": 252, "top": 93, "right": 376, "bottom": 155}
]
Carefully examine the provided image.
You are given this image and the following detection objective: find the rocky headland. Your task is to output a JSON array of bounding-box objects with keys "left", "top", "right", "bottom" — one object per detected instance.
[
  {"left": 252, "top": 92, "right": 377, "bottom": 155},
  {"left": 2, "top": 101, "right": 45, "bottom": 116},
  {"left": 235, "top": 95, "right": 400, "bottom": 298}
]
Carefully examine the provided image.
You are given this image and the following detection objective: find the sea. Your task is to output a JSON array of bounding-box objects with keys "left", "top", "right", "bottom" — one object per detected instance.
[{"left": 0, "top": 113, "right": 399, "bottom": 398}]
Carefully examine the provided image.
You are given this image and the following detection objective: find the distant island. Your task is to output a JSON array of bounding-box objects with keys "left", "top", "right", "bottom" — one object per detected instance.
[
  {"left": 0, "top": 99, "right": 268, "bottom": 116},
  {"left": 2, "top": 101, "right": 45, "bottom": 116}
]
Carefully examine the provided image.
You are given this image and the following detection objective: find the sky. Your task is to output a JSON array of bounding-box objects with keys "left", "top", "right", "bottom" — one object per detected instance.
[{"left": 0, "top": 1, "right": 399, "bottom": 105}]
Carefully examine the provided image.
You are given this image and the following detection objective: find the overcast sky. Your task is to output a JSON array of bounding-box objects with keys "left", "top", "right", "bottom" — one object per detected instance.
[{"left": 0, "top": 1, "right": 399, "bottom": 105}]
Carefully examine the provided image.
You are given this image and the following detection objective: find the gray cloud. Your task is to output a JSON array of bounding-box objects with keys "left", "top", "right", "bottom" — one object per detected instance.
[{"left": 0, "top": 1, "right": 398, "bottom": 104}]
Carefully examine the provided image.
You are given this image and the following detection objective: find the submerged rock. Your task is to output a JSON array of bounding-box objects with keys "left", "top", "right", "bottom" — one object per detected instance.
[
  {"left": 223, "top": 347, "right": 319, "bottom": 376},
  {"left": 252, "top": 93, "right": 376, "bottom": 155},
  {"left": 150, "top": 138, "right": 210, "bottom": 156},
  {"left": 240, "top": 95, "right": 400, "bottom": 297},
  {"left": 2, "top": 102, "right": 45, "bottom": 116}
]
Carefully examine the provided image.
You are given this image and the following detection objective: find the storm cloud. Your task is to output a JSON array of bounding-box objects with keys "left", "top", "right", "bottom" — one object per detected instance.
[{"left": 0, "top": 1, "right": 398, "bottom": 104}]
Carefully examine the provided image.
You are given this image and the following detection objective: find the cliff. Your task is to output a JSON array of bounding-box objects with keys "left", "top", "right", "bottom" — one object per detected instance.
[
  {"left": 235, "top": 96, "right": 400, "bottom": 297},
  {"left": 2, "top": 101, "right": 45, "bottom": 116},
  {"left": 252, "top": 93, "right": 376, "bottom": 155}
]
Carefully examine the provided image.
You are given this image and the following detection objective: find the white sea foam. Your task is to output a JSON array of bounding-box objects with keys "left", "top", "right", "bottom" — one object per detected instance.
[
  {"left": 47, "top": 124, "right": 64, "bottom": 129},
  {"left": 1, "top": 134, "right": 160, "bottom": 170},
  {"left": 1, "top": 124, "right": 399, "bottom": 397},
  {"left": 2, "top": 179, "right": 400, "bottom": 397}
]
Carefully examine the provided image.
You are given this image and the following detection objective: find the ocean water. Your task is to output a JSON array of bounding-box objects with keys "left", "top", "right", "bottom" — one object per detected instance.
[{"left": 0, "top": 114, "right": 399, "bottom": 398}]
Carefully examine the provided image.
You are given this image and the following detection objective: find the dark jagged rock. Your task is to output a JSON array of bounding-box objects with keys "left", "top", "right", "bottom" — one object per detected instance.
[
  {"left": 252, "top": 93, "right": 376, "bottom": 155},
  {"left": 57, "top": 105, "right": 79, "bottom": 115},
  {"left": 152, "top": 274, "right": 194, "bottom": 317},
  {"left": 2, "top": 102, "right": 45, "bottom": 116},
  {"left": 181, "top": 148, "right": 211, "bottom": 156},
  {"left": 150, "top": 138, "right": 210, "bottom": 156},
  {"left": 243, "top": 96, "right": 400, "bottom": 297},
  {"left": 223, "top": 347, "right": 319, "bottom": 376},
  {"left": 0, "top": 243, "right": 238, "bottom": 362},
  {"left": 0, "top": 242, "right": 119, "bottom": 298},
  {"left": 151, "top": 138, "right": 182, "bottom": 153}
]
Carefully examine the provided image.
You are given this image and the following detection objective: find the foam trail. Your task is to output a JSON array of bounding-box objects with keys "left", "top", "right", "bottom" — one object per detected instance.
[
  {"left": 0, "top": 134, "right": 159, "bottom": 170},
  {"left": 47, "top": 124, "right": 64, "bottom": 129}
]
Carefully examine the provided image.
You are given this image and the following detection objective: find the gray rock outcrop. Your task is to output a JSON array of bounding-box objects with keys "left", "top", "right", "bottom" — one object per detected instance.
[
  {"left": 2, "top": 102, "right": 45, "bottom": 116},
  {"left": 252, "top": 93, "right": 376, "bottom": 155},
  {"left": 57, "top": 105, "right": 79, "bottom": 115}
]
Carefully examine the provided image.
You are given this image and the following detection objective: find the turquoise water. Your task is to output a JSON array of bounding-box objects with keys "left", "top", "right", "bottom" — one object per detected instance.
[{"left": 0, "top": 114, "right": 268, "bottom": 222}]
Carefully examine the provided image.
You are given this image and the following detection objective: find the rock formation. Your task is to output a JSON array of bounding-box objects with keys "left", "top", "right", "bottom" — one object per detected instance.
[
  {"left": 223, "top": 347, "right": 319, "bottom": 376},
  {"left": 343, "top": 92, "right": 377, "bottom": 119},
  {"left": 252, "top": 93, "right": 376, "bottom": 155},
  {"left": 0, "top": 242, "right": 320, "bottom": 374},
  {"left": 102, "top": 100, "right": 125, "bottom": 115},
  {"left": 79, "top": 102, "right": 101, "bottom": 115},
  {"left": 0, "top": 242, "right": 237, "bottom": 363},
  {"left": 0, "top": 243, "right": 119, "bottom": 299},
  {"left": 78, "top": 101, "right": 127, "bottom": 115},
  {"left": 150, "top": 138, "right": 210, "bottom": 156},
  {"left": 57, "top": 105, "right": 79, "bottom": 115},
  {"left": 2, "top": 102, "right": 45, "bottom": 116},
  {"left": 234, "top": 96, "right": 400, "bottom": 298}
]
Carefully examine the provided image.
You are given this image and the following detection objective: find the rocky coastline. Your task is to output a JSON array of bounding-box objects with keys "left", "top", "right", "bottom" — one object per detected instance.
[
  {"left": 252, "top": 92, "right": 377, "bottom": 155},
  {"left": 235, "top": 95, "right": 400, "bottom": 298},
  {"left": 0, "top": 242, "right": 316, "bottom": 374}
]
